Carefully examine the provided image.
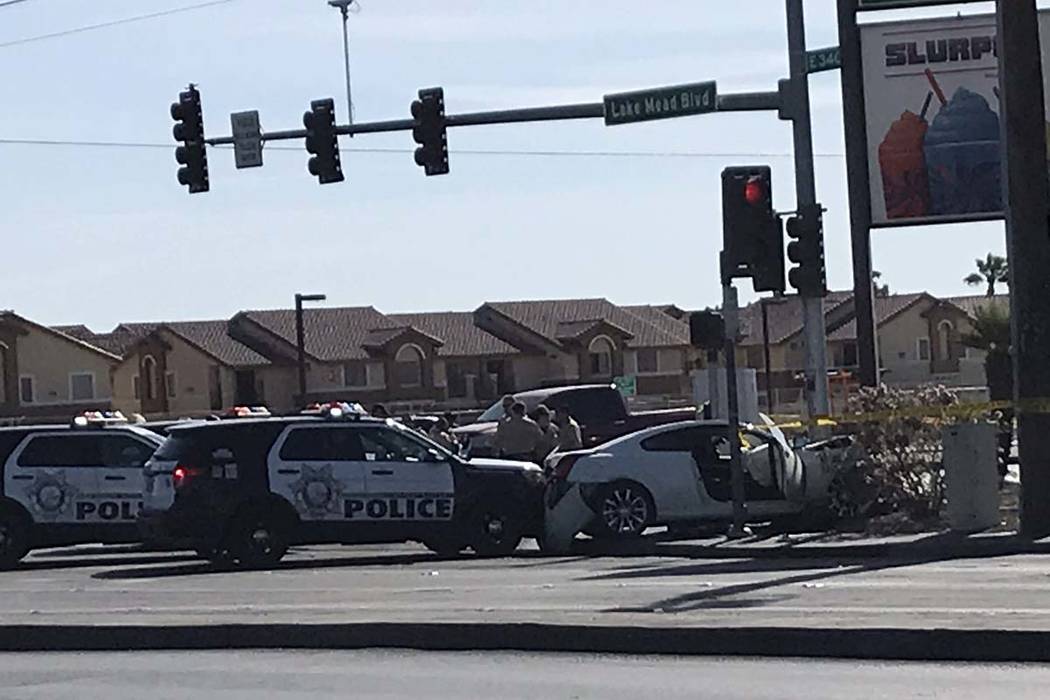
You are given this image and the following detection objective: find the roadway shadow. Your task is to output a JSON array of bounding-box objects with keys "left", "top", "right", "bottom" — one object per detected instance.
[
  {"left": 11, "top": 553, "right": 201, "bottom": 573},
  {"left": 597, "top": 531, "right": 1050, "bottom": 614}
]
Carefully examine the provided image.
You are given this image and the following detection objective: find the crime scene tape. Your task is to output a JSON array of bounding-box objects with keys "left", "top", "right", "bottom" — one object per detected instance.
[{"left": 766, "top": 396, "right": 1050, "bottom": 431}]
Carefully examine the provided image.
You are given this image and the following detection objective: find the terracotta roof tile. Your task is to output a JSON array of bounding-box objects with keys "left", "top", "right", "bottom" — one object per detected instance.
[
  {"left": 388, "top": 312, "right": 518, "bottom": 357},
  {"left": 241, "top": 307, "right": 396, "bottom": 361},
  {"left": 484, "top": 299, "right": 685, "bottom": 349},
  {"left": 164, "top": 321, "right": 269, "bottom": 367}
]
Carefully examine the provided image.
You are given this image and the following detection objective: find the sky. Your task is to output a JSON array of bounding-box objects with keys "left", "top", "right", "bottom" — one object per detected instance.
[{"left": 0, "top": 0, "right": 1035, "bottom": 330}]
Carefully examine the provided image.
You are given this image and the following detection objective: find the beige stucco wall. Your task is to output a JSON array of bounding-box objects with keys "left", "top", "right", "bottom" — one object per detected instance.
[
  {"left": 257, "top": 366, "right": 297, "bottom": 412},
  {"left": 110, "top": 359, "right": 139, "bottom": 415},
  {"left": 17, "top": 326, "right": 115, "bottom": 406},
  {"left": 878, "top": 302, "right": 934, "bottom": 386},
  {"left": 511, "top": 355, "right": 551, "bottom": 391},
  {"left": 163, "top": 332, "right": 223, "bottom": 415}
]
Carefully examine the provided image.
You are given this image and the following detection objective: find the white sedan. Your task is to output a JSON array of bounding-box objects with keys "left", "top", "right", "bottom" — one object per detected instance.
[{"left": 542, "top": 419, "right": 833, "bottom": 551}]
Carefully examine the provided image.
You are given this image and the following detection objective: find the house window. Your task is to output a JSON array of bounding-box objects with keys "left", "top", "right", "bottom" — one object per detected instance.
[
  {"left": 70, "top": 373, "right": 95, "bottom": 402},
  {"left": 842, "top": 342, "right": 858, "bottom": 367},
  {"left": 143, "top": 355, "right": 157, "bottom": 401},
  {"left": 917, "top": 337, "right": 931, "bottom": 362},
  {"left": 636, "top": 348, "right": 659, "bottom": 374},
  {"left": 132, "top": 375, "right": 140, "bottom": 400},
  {"left": 395, "top": 344, "right": 424, "bottom": 388},
  {"left": 343, "top": 362, "right": 367, "bottom": 388},
  {"left": 19, "top": 376, "right": 34, "bottom": 404},
  {"left": 937, "top": 321, "right": 954, "bottom": 360},
  {"left": 588, "top": 336, "right": 615, "bottom": 377},
  {"left": 165, "top": 371, "right": 177, "bottom": 399}
]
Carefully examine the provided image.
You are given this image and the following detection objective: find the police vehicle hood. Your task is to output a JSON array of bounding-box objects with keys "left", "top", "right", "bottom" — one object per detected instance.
[{"left": 466, "top": 457, "right": 541, "bottom": 474}]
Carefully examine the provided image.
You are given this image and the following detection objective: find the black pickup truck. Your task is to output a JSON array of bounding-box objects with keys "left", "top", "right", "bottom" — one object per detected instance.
[{"left": 452, "top": 384, "right": 696, "bottom": 457}]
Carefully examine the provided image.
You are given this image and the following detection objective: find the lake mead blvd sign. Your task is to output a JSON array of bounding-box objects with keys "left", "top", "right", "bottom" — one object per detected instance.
[{"left": 603, "top": 81, "right": 717, "bottom": 126}]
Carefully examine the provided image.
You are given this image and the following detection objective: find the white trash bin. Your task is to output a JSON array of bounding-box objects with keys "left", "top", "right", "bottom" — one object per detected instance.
[{"left": 942, "top": 422, "right": 1001, "bottom": 532}]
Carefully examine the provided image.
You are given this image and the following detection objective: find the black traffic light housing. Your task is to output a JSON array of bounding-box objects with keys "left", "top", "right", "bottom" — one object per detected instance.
[
  {"left": 304, "top": 98, "right": 344, "bottom": 185},
  {"left": 721, "top": 166, "right": 784, "bottom": 293},
  {"left": 171, "top": 85, "right": 209, "bottom": 194},
  {"left": 411, "top": 87, "right": 449, "bottom": 176},
  {"left": 786, "top": 202, "right": 827, "bottom": 297},
  {"left": 689, "top": 310, "right": 726, "bottom": 351}
]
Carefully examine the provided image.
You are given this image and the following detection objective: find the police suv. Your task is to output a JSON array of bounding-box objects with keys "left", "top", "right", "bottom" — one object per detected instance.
[
  {"left": 0, "top": 412, "right": 164, "bottom": 568},
  {"left": 138, "top": 403, "right": 545, "bottom": 567}
]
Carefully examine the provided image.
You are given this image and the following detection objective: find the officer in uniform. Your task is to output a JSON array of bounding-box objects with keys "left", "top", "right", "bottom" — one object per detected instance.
[
  {"left": 534, "top": 405, "right": 559, "bottom": 461},
  {"left": 553, "top": 408, "right": 583, "bottom": 452},
  {"left": 495, "top": 401, "right": 542, "bottom": 462}
]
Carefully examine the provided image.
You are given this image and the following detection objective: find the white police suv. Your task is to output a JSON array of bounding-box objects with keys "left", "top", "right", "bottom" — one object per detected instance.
[
  {"left": 0, "top": 412, "right": 165, "bottom": 568},
  {"left": 138, "top": 403, "right": 545, "bottom": 568}
]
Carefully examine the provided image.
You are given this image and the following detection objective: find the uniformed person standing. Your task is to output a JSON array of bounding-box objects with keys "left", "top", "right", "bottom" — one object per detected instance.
[
  {"left": 534, "top": 406, "right": 559, "bottom": 461},
  {"left": 499, "top": 394, "right": 516, "bottom": 420},
  {"left": 553, "top": 409, "right": 583, "bottom": 451},
  {"left": 495, "top": 401, "right": 542, "bottom": 462},
  {"left": 427, "top": 417, "right": 459, "bottom": 453}
]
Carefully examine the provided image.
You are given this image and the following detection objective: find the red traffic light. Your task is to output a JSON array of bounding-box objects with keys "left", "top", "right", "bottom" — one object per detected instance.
[{"left": 744, "top": 178, "right": 766, "bottom": 206}]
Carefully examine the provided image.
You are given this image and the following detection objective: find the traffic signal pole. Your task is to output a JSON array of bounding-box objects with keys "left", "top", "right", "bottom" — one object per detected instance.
[
  {"left": 786, "top": 0, "right": 830, "bottom": 421},
  {"left": 996, "top": 0, "right": 1050, "bottom": 538}
]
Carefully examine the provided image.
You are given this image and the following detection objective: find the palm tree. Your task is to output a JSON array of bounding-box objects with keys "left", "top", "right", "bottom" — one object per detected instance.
[
  {"left": 872, "top": 270, "right": 890, "bottom": 297},
  {"left": 964, "top": 253, "right": 1009, "bottom": 297},
  {"left": 961, "top": 302, "right": 1012, "bottom": 401}
]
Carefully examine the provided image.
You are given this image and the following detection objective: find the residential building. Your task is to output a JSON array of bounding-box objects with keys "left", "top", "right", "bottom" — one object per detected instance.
[{"left": 0, "top": 311, "right": 119, "bottom": 420}]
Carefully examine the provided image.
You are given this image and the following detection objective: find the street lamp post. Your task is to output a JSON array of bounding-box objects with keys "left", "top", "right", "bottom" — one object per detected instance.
[{"left": 295, "top": 293, "right": 327, "bottom": 402}]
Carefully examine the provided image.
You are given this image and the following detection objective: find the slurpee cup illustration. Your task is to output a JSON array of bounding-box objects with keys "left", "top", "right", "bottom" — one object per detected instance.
[
  {"left": 922, "top": 74, "right": 1002, "bottom": 216},
  {"left": 878, "top": 92, "right": 933, "bottom": 219}
]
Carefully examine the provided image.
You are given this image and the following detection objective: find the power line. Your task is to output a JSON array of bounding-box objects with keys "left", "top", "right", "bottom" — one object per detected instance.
[
  {"left": 0, "top": 137, "right": 848, "bottom": 159},
  {"left": 0, "top": 0, "right": 237, "bottom": 50}
]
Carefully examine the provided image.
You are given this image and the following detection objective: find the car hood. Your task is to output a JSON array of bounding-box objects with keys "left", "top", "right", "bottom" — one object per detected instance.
[
  {"left": 452, "top": 422, "right": 499, "bottom": 437},
  {"left": 467, "top": 457, "right": 542, "bottom": 474}
]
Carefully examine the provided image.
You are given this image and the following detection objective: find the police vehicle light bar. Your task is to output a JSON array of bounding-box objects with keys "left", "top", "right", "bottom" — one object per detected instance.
[
  {"left": 225, "top": 406, "right": 271, "bottom": 418},
  {"left": 301, "top": 401, "right": 367, "bottom": 420},
  {"left": 72, "top": 411, "right": 128, "bottom": 428}
]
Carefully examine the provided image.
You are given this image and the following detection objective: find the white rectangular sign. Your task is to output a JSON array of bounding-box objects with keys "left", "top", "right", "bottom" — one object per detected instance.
[
  {"left": 860, "top": 12, "right": 1050, "bottom": 227},
  {"left": 230, "top": 110, "right": 263, "bottom": 169}
]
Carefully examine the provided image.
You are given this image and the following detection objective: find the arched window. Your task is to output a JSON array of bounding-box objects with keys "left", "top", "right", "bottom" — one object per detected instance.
[
  {"left": 588, "top": 336, "right": 615, "bottom": 377},
  {"left": 143, "top": 355, "right": 157, "bottom": 401},
  {"left": 937, "top": 320, "right": 954, "bottom": 361},
  {"left": 395, "top": 344, "right": 424, "bottom": 388}
]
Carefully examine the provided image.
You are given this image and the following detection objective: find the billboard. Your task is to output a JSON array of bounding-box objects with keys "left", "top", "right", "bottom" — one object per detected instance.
[{"left": 860, "top": 12, "right": 1050, "bottom": 227}]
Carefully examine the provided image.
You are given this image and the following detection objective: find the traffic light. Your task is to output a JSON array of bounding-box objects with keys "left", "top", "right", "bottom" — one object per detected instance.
[
  {"left": 411, "top": 87, "right": 449, "bottom": 176},
  {"left": 171, "top": 85, "right": 209, "bottom": 193},
  {"left": 303, "top": 98, "right": 344, "bottom": 185},
  {"left": 721, "top": 166, "right": 784, "bottom": 293},
  {"left": 689, "top": 310, "right": 725, "bottom": 351},
  {"left": 785, "top": 203, "right": 827, "bottom": 296}
]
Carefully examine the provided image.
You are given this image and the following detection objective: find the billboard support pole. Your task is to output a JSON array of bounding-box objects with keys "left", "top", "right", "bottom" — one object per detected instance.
[
  {"left": 996, "top": 0, "right": 1050, "bottom": 538},
  {"left": 838, "top": 0, "right": 879, "bottom": 387}
]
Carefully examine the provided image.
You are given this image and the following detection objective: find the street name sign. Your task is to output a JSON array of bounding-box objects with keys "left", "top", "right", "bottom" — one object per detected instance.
[
  {"left": 231, "top": 110, "right": 263, "bottom": 169},
  {"left": 603, "top": 81, "right": 717, "bottom": 126},
  {"left": 807, "top": 46, "right": 842, "bottom": 73}
]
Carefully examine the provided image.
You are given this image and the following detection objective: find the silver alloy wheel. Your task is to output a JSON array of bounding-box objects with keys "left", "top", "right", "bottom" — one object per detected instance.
[
  {"left": 250, "top": 526, "right": 273, "bottom": 554},
  {"left": 601, "top": 486, "right": 649, "bottom": 535}
]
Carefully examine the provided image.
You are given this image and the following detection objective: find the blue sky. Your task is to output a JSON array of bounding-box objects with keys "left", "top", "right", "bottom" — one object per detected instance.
[{"left": 0, "top": 0, "right": 1027, "bottom": 330}]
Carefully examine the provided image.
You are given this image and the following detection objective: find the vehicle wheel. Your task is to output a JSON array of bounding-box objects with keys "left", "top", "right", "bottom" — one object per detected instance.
[
  {"left": 0, "top": 510, "right": 29, "bottom": 570},
  {"left": 595, "top": 481, "right": 654, "bottom": 539},
  {"left": 470, "top": 509, "right": 524, "bottom": 557},
  {"left": 226, "top": 508, "right": 289, "bottom": 569},
  {"left": 195, "top": 546, "right": 236, "bottom": 567}
]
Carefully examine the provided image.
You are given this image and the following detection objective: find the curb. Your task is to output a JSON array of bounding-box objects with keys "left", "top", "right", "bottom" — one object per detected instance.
[{"left": 1, "top": 623, "right": 1048, "bottom": 661}]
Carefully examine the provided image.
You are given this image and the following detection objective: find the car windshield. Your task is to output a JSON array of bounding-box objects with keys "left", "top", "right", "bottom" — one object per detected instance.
[{"left": 476, "top": 394, "right": 549, "bottom": 422}]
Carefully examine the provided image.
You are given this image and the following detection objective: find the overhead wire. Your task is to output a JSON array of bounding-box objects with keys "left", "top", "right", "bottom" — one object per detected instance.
[{"left": 0, "top": 0, "right": 237, "bottom": 49}]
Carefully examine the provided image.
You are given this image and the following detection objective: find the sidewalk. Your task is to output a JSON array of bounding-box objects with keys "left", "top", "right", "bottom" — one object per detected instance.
[{"left": 2, "top": 532, "right": 1049, "bottom": 660}]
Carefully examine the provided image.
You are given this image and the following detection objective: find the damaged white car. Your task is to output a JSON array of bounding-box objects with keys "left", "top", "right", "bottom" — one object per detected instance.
[{"left": 541, "top": 418, "right": 844, "bottom": 553}]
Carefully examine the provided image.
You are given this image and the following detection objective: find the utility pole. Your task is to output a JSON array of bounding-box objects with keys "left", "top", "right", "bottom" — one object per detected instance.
[
  {"left": 722, "top": 284, "right": 748, "bottom": 537},
  {"left": 785, "top": 0, "right": 830, "bottom": 421},
  {"left": 295, "top": 293, "right": 327, "bottom": 402},
  {"left": 996, "top": 0, "right": 1050, "bottom": 538}
]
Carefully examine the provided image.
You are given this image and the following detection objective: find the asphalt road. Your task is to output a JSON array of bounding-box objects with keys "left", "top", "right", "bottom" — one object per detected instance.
[
  {"left": 2, "top": 535, "right": 1050, "bottom": 633},
  {"left": 1, "top": 650, "right": 1048, "bottom": 699}
]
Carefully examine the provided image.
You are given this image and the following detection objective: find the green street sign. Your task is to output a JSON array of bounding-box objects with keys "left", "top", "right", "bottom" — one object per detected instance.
[
  {"left": 603, "top": 81, "right": 717, "bottom": 126},
  {"left": 614, "top": 375, "right": 637, "bottom": 397},
  {"left": 807, "top": 46, "right": 842, "bottom": 74}
]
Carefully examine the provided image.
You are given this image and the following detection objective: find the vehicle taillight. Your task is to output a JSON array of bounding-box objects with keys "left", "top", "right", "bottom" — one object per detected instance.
[
  {"left": 172, "top": 464, "right": 202, "bottom": 490},
  {"left": 551, "top": 454, "right": 580, "bottom": 481}
]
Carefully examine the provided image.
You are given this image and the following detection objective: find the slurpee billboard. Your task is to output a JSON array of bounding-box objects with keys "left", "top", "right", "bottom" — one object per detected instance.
[{"left": 860, "top": 11, "right": 1050, "bottom": 226}]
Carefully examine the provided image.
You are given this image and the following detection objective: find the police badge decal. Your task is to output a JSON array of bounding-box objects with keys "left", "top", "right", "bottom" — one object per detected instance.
[
  {"left": 24, "top": 470, "right": 79, "bottom": 521},
  {"left": 289, "top": 464, "right": 345, "bottom": 518}
]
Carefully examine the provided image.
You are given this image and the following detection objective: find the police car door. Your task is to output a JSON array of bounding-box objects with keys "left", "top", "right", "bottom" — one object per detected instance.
[
  {"left": 5, "top": 433, "right": 107, "bottom": 525},
  {"left": 356, "top": 425, "right": 455, "bottom": 525},
  {"left": 94, "top": 433, "right": 159, "bottom": 524},
  {"left": 268, "top": 425, "right": 368, "bottom": 522}
]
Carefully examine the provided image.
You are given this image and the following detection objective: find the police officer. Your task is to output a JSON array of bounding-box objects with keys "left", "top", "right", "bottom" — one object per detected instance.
[
  {"left": 499, "top": 394, "right": 516, "bottom": 420},
  {"left": 495, "top": 401, "right": 542, "bottom": 462},
  {"left": 553, "top": 408, "right": 583, "bottom": 451},
  {"left": 534, "top": 405, "right": 559, "bottom": 461},
  {"left": 428, "top": 417, "right": 459, "bottom": 452}
]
